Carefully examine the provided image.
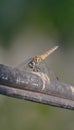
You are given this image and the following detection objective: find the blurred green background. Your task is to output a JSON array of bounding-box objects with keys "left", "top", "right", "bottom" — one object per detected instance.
[{"left": 0, "top": 0, "right": 74, "bottom": 130}]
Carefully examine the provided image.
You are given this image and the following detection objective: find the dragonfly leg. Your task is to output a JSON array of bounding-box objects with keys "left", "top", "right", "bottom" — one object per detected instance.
[{"left": 33, "top": 66, "right": 40, "bottom": 72}]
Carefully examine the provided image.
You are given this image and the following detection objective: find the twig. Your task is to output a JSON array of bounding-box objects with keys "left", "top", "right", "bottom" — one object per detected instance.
[{"left": 0, "top": 64, "right": 74, "bottom": 110}]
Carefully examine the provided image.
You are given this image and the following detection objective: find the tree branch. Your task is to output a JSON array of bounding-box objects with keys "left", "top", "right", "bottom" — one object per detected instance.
[{"left": 0, "top": 64, "right": 74, "bottom": 110}]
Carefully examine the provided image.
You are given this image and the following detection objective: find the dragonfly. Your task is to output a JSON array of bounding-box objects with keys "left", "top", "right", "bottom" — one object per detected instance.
[{"left": 17, "top": 45, "right": 59, "bottom": 77}]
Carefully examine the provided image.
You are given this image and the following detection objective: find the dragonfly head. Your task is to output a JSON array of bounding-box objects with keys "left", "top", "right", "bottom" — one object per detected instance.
[
  {"left": 28, "top": 57, "right": 36, "bottom": 69},
  {"left": 28, "top": 56, "right": 41, "bottom": 70}
]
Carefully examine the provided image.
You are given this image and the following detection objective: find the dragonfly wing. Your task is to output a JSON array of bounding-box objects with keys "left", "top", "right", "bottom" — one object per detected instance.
[
  {"left": 36, "top": 60, "right": 48, "bottom": 73},
  {"left": 16, "top": 56, "right": 57, "bottom": 81},
  {"left": 16, "top": 58, "right": 32, "bottom": 70},
  {"left": 36, "top": 60, "right": 57, "bottom": 81}
]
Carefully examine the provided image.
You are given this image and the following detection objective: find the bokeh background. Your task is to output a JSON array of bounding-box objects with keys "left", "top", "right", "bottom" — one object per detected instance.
[{"left": 0, "top": 0, "right": 74, "bottom": 130}]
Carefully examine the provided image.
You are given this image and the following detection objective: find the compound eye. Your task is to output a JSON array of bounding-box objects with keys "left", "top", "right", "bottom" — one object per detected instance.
[
  {"left": 32, "top": 61, "right": 35, "bottom": 66},
  {"left": 28, "top": 61, "right": 36, "bottom": 68}
]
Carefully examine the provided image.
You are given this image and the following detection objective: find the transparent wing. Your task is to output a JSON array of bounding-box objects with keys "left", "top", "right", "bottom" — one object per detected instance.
[
  {"left": 36, "top": 60, "right": 57, "bottom": 81},
  {"left": 16, "top": 56, "right": 57, "bottom": 81},
  {"left": 16, "top": 57, "right": 32, "bottom": 71}
]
